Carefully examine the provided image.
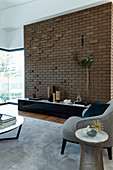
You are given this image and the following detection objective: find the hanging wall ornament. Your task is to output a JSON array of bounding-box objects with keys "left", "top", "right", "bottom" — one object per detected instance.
[
  {"left": 81, "top": 32, "right": 84, "bottom": 46},
  {"left": 71, "top": 51, "right": 93, "bottom": 97}
]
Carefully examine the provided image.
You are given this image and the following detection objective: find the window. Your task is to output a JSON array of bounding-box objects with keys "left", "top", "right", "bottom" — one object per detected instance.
[{"left": 0, "top": 49, "right": 24, "bottom": 103}]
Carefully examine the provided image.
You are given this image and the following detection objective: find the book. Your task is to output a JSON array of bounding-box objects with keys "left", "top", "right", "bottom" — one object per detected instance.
[
  {"left": 0, "top": 114, "right": 16, "bottom": 124},
  {"left": 0, "top": 119, "right": 16, "bottom": 129}
]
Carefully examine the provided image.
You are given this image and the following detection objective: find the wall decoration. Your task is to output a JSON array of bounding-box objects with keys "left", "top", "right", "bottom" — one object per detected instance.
[
  {"left": 72, "top": 51, "right": 93, "bottom": 97},
  {"left": 81, "top": 33, "right": 84, "bottom": 46}
]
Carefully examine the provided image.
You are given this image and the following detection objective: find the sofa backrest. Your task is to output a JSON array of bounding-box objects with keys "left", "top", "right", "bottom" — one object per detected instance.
[{"left": 103, "top": 100, "right": 113, "bottom": 116}]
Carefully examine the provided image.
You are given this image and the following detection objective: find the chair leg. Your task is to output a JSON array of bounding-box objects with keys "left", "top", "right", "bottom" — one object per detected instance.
[
  {"left": 61, "top": 139, "right": 67, "bottom": 155},
  {"left": 107, "top": 147, "right": 112, "bottom": 160}
]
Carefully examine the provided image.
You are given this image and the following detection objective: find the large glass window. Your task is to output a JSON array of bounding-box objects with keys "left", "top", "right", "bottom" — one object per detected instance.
[{"left": 0, "top": 49, "right": 24, "bottom": 103}]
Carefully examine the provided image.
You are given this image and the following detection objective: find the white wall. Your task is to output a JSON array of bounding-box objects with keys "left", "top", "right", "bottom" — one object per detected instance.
[
  {"left": 0, "top": 11, "right": 8, "bottom": 48},
  {"left": 0, "top": 0, "right": 112, "bottom": 49},
  {"left": 0, "top": 29, "right": 8, "bottom": 49},
  {"left": 7, "top": 27, "right": 23, "bottom": 50}
]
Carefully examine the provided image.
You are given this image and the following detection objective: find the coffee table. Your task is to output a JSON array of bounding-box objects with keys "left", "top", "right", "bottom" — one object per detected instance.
[{"left": 0, "top": 115, "right": 24, "bottom": 141}]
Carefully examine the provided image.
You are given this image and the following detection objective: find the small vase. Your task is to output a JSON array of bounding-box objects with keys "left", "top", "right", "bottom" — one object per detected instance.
[{"left": 87, "top": 129, "right": 97, "bottom": 137}]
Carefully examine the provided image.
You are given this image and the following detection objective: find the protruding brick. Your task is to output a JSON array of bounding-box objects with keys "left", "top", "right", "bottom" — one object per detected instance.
[
  {"left": 90, "top": 40, "right": 99, "bottom": 44},
  {"left": 51, "top": 67, "right": 57, "bottom": 70},
  {"left": 55, "top": 17, "right": 62, "bottom": 22}
]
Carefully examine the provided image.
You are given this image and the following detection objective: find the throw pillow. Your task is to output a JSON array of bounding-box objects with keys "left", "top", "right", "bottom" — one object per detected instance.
[{"left": 82, "top": 100, "right": 109, "bottom": 118}]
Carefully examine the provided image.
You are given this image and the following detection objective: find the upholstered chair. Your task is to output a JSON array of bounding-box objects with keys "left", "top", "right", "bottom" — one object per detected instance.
[{"left": 61, "top": 100, "right": 113, "bottom": 160}]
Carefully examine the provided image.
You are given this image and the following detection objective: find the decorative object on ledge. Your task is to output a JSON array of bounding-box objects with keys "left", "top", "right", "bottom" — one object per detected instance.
[
  {"left": 73, "top": 100, "right": 86, "bottom": 105},
  {"left": 83, "top": 125, "right": 97, "bottom": 137},
  {"left": 91, "top": 120, "right": 103, "bottom": 132},
  {"left": 49, "top": 94, "right": 53, "bottom": 102},
  {"left": 48, "top": 86, "right": 56, "bottom": 102},
  {"left": 53, "top": 93, "right": 55, "bottom": 102},
  {"left": 84, "top": 120, "right": 103, "bottom": 137},
  {"left": 53, "top": 86, "right": 55, "bottom": 93},
  {"left": 76, "top": 93, "right": 82, "bottom": 102},
  {"left": 53, "top": 86, "right": 56, "bottom": 102},
  {"left": 63, "top": 99, "right": 72, "bottom": 104},
  {"left": 56, "top": 91, "right": 60, "bottom": 102},
  {"left": 87, "top": 129, "right": 97, "bottom": 137},
  {"left": 48, "top": 86, "right": 51, "bottom": 99},
  {"left": 48, "top": 86, "right": 53, "bottom": 102},
  {"left": 73, "top": 94, "right": 88, "bottom": 105},
  {"left": 29, "top": 97, "right": 42, "bottom": 100},
  {"left": 71, "top": 50, "right": 93, "bottom": 97},
  {"left": 29, "top": 94, "right": 42, "bottom": 100},
  {"left": 33, "top": 94, "right": 36, "bottom": 98}
]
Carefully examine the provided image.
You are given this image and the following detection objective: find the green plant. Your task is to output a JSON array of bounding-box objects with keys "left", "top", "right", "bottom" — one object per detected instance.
[
  {"left": 79, "top": 57, "right": 93, "bottom": 96},
  {"left": 72, "top": 51, "right": 93, "bottom": 97}
]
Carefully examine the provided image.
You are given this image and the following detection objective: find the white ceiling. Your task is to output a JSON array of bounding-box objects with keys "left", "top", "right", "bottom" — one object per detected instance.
[{"left": 0, "top": 0, "right": 38, "bottom": 10}]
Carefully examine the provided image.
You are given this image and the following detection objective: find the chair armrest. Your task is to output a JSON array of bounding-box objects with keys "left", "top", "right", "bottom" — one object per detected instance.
[
  {"left": 82, "top": 108, "right": 89, "bottom": 117},
  {"left": 76, "top": 114, "right": 104, "bottom": 130}
]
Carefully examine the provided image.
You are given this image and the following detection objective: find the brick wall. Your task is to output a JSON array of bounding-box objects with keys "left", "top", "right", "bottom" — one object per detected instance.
[
  {"left": 24, "top": 2, "right": 112, "bottom": 103},
  {"left": 111, "top": 4, "right": 113, "bottom": 100}
]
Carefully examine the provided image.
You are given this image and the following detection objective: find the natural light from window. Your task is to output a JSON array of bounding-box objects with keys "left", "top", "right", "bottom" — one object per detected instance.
[{"left": 0, "top": 50, "right": 24, "bottom": 103}]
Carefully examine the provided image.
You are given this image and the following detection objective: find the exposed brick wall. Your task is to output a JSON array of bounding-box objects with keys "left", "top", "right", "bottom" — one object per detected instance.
[
  {"left": 24, "top": 2, "right": 112, "bottom": 103},
  {"left": 111, "top": 3, "right": 113, "bottom": 100}
]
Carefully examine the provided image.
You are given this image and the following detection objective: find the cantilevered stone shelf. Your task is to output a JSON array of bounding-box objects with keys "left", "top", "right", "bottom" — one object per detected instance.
[{"left": 18, "top": 98, "right": 86, "bottom": 118}]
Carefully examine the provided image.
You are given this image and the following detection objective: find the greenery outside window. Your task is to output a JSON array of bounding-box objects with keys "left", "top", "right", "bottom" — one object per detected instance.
[{"left": 0, "top": 49, "right": 24, "bottom": 103}]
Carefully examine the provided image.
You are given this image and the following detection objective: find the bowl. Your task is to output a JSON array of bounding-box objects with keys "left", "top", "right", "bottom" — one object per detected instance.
[{"left": 87, "top": 129, "right": 97, "bottom": 137}]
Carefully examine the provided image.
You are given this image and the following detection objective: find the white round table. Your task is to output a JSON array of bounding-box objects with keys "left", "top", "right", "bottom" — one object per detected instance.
[
  {"left": 0, "top": 115, "right": 24, "bottom": 141},
  {"left": 75, "top": 128, "right": 108, "bottom": 170}
]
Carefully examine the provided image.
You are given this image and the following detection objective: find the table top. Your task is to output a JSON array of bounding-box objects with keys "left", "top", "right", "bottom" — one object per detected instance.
[
  {"left": 0, "top": 115, "right": 24, "bottom": 134},
  {"left": 75, "top": 128, "right": 108, "bottom": 144},
  {"left": 19, "top": 98, "right": 86, "bottom": 107}
]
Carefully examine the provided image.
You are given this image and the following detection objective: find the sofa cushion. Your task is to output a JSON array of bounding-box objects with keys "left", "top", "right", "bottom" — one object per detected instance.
[{"left": 83, "top": 100, "right": 109, "bottom": 118}]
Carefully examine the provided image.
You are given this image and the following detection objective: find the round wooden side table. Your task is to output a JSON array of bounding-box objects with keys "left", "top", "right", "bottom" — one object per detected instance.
[{"left": 75, "top": 128, "right": 108, "bottom": 170}]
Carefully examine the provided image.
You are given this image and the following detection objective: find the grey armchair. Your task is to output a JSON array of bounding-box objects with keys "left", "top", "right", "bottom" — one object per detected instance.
[{"left": 61, "top": 100, "right": 113, "bottom": 160}]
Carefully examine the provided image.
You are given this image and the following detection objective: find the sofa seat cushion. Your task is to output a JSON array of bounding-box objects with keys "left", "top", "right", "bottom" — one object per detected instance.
[{"left": 61, "top": 116, "right": 82, "bottom": 142}]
